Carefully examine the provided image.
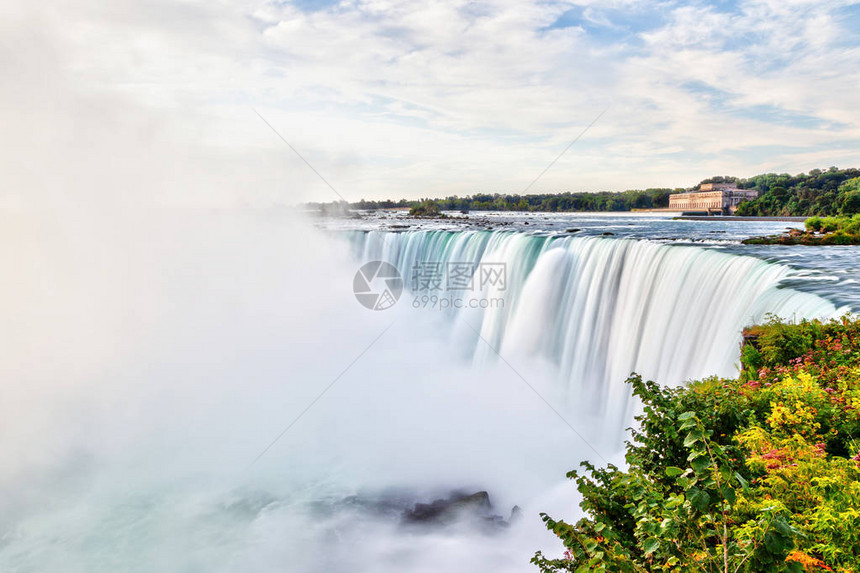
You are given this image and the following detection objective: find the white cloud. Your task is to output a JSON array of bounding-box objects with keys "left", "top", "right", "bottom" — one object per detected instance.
[{"left": 1, "top": 0, "right": 859, "bottom": 205}]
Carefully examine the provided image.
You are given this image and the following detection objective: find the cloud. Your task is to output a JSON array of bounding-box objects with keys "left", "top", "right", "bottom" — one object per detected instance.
[{"left": 1, "top": 0, "right": 859, "bottom": 204}]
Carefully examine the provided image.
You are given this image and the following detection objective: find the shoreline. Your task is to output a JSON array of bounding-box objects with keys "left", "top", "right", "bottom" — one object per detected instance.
[{"left": 675, "top": 215, "right": 808, "bottom": 222}]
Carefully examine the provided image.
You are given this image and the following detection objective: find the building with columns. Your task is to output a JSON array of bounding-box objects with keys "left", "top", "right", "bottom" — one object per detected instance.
[{"left": 669, "top": 183, "right": 759, "bottom": 214}]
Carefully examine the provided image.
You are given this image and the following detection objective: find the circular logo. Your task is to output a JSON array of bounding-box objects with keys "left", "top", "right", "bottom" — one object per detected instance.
[{"left": 353, "top": 261, "right": 403, "bottom": 310}]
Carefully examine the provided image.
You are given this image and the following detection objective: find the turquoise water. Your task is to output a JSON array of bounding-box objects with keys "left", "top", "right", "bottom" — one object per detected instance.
[{"left": 323, "top": 210, "right": 860, "bottom": 311}]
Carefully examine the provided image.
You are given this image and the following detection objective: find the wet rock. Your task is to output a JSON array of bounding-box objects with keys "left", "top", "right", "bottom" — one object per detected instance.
[
  {"left": 401, "top": 491, "right": 512, "bottom": 530},
  {"left": 565, "top": 228, "right": 580, "bottom": 233}
]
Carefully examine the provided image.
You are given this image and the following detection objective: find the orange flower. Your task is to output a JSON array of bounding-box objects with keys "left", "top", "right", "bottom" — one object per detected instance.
[{"left": 785, "top": 551, "right": 833, "bottom": 571}]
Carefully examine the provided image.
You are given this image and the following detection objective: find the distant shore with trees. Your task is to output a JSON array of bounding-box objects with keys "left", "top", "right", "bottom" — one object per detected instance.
[{"left": 308, "top": 167, "right": 860, "bottom": 218}]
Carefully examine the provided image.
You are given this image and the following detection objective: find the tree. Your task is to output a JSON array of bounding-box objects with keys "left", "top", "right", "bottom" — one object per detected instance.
[
  {"left": 838, "top": 178, "right": 860, "bottom": 215},
  {"left": 409, "top": 199, "right": 442, "bottom": 217}
]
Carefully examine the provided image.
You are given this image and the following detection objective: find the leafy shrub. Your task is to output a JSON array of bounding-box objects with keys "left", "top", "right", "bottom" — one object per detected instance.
[
  {"left": 821, "top": 232, "right": 857, "bottom": 245},
  {"left": 535, "top": 316, "right": 860, "bottom": 572},
  {"left": 409, "top": 200, "right": 443, "bottom": 217},
  {"left": 822, "top": 218, "right": 841, "bottom": 233},
  {"left": 805, "top": 216, "right": 824, "bottom": 232}
]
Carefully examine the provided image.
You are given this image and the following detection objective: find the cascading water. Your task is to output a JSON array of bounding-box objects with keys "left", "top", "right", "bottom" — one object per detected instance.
[{"left": 351, "top": 230, "right": 843, "bottom": 430}]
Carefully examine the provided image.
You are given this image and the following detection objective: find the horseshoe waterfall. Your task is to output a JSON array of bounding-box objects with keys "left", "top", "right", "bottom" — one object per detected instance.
[{"left": 351, "top": 230, "right": 841, "bottom": 429}]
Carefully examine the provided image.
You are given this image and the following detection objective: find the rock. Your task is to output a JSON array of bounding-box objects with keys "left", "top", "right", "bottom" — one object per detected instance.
[
  {"left": 401, "top": 491, "right": 511, "bottom": 530},
  {"left": 565, "top": 228, "right": 580, "bottom": 233},
  {"left": 602, "top": 232, "right": 615, "bottom": 236}
]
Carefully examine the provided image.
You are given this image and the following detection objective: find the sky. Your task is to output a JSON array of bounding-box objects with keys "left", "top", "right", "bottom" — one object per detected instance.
[{"left": 2, "top": 0, "right": 860, "bottom": 205}]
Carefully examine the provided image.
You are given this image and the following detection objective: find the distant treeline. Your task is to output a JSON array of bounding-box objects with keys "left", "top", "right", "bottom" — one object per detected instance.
[
  {"left": 344, "top": 188, "right": 677, "bottom": 213},
  {"left": 307, "top": 167, "right": 860, "bottom": 216}
]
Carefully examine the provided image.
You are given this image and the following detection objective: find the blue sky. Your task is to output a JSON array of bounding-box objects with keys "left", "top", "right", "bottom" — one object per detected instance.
[{"left": 2, "top": 0, "right": 860, "bottom": 205}]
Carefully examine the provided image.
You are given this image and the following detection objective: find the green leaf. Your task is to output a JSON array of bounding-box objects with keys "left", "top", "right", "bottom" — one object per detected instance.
[
  {"left": 665, "top": 496, "right": 683, "bottom": 509},
  {"left": 689, "top": 487, "right": 710, "bottom": 511},
  {"left": 678, "top": 411, "right": 697, "bottom": 421},
  {"left": 665, "top": 466, "right": 684, "bottom": 478},
  {"left": 692, "top": 456, "right": 710, "bottom": 474},
  {"left": 734, "top": 472, "right": 750, "bottom": 493},
  {"left": 764, "top": 531, "right": 787, "bottom": 553},
  {"left": 642, "top": 538, "right": 659, "bottom": 555},
  {"left": 773, "top": 517, "right": 794, "bottom": 537},
  {"left": 683, "top": 431, "right": 700, "bottom": 447},
  {"left": 720, "top": 485, "right": 737, "bottom": 505}
]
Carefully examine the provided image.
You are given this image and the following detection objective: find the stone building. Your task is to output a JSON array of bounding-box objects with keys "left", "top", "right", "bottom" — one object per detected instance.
[{"left": 669, "top": 183, "right": 758, "bottom": 214}]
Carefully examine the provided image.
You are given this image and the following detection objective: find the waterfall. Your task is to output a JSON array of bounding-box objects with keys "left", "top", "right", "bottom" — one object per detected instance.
[{"left": 350, "top": 230, "right": 842, "bottom": 427}]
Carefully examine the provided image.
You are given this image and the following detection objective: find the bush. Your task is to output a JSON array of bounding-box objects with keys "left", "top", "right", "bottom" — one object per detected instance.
[
  {"left": 409, "top": 200, "right": 443, "bottom": 217},
  {"left": 821, "top": 232, "right": 857, "bottom": 245},
  {"left": 535, "top": 316, "right": 860, "bottom": 573},
  {"left": 821, "top": 217, "right": 841, "bottom": 233},
  {"left": 844, "top": 214, "right": 860, "bottom": 235},
  {"left": 754, "top": 318, "right": 819, "bottom": 365},
  {"left": 805, "top": 216, "right": 824, "bottom": 232}
]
